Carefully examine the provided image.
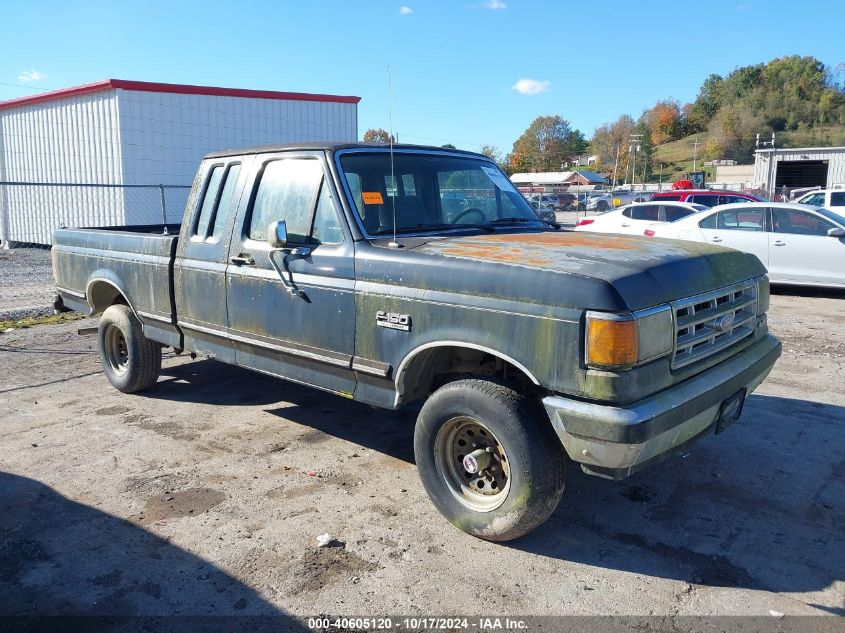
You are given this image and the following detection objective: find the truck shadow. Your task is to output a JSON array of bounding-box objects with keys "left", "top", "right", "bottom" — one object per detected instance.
[
  {"left": 771, "top": 284, "right": 845, "bottom": 299},
  {"left": 511, "top": 394, "right": 845, "bottom": 597},
  {"left": 149, "top": 358, "right": 417, "bottom": 463},
  {"left": 0, "top": 471, "right": 308, "bottom": 630}
]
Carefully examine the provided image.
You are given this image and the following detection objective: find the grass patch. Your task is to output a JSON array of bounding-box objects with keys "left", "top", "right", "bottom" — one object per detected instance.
[{"left": 0, "top": 312, "right": 86, "bottom": 331}]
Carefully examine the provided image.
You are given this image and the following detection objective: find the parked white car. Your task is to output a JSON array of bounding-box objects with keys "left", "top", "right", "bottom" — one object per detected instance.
[
  {"left": 793, "top": 187, "right": 845, "bottom": 212},
  {"left": 574, "top": 201, "right": 706, "bottom": 235},
  {"left": 645, "top": 202, "right": 845, "bottom": 288}
]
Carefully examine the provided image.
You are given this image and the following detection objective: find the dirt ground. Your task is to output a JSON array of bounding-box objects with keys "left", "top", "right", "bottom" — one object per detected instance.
[{"left": 0, "top": 288, "right": 842, "bottom": 625}]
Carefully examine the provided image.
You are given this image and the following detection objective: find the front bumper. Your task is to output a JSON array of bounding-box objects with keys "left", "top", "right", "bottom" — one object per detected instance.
[{"left": 542, "top": 333, "right": 781, "bottom": 480}]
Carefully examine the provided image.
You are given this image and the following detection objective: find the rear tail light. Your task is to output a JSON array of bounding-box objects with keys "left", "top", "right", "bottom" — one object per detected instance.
[
  {"left": 644, "top": 229, "right": 655, "bottom": 237},
  {"left": 577, "top": 219, "right": 595, "bottom": 226}
]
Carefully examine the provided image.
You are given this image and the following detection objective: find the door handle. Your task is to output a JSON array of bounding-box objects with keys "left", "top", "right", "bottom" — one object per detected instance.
[
  {"left": 773, "top": 240, "right": 786, "bottom": 246},
  {"left": 621, "top": 223, "right": 630, "bottom": 227},
  {"left": 230, "top": 254, "right": 255, "bottom": 266},
  {"left": 711, "top": 237, "right": 722, "bottom": 242}
]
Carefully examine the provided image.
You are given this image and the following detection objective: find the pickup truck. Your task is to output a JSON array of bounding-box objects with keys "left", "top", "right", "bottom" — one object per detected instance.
[{"left": 53, "top": 143, "right": 781, "bottom": 541}]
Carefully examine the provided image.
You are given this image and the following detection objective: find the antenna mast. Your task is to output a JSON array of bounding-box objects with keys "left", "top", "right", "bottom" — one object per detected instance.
[{"left": 387, "top": 65, "right": 399, "bottom": 248}]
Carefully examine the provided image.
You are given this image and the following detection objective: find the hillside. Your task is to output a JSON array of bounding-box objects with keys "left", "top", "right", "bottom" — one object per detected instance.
[{"left": 651, "top": 126, "right": 845, "bottom": 183}]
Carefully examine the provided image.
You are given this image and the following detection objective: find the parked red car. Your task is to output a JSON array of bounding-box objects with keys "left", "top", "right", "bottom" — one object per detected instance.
[{"left": 650, "top": 190, "right": 764, "bottom": 207}]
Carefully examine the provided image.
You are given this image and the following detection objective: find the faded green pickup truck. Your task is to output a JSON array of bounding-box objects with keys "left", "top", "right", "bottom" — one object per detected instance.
[{"left": 53, "top": 143, "right": 781, "bottom": 541}]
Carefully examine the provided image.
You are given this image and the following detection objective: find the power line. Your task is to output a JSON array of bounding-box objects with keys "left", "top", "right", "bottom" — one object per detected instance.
[{"left": 0, "top": 81, "right": 52, "bottom": 93}]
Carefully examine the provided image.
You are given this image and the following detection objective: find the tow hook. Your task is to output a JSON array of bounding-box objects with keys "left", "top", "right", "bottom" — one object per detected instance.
[{"left": 463, "top": 447, "right": 493, "bottom": 474}]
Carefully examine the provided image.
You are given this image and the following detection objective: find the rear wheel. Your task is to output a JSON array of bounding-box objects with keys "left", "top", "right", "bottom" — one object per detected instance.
[
  {"left": 414, "top": 379, "right": 566, "bottom": 541},
  {"left": 97, "top": 304, "right": 161, "bottom": 393}
]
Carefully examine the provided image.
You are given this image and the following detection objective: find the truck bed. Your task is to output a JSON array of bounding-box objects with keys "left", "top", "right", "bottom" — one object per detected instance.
[{"left": 52, "top": 224, "right": 181, "bottom": 347}]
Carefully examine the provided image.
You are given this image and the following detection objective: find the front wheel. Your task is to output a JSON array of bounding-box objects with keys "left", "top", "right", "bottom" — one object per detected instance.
[
  {"left": 97, "top": 304, "right": 162, "bottom": 393},
  {"left": 414, "top": 379, "right": 566, "bottom": 541}
]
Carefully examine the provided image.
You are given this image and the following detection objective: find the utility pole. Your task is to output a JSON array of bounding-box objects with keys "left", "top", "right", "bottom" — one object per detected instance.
[
  {"left": 691, "top": 135, "right": 701, "bottom": 171},
  {"left": 756, "top": 132, "right": 776, "bottom": 199},
  {"left": 612, "top": 144, "right": 620, "bottom": 189},
  {"left": 629, "top": 134, "right": 643, "bottom": 189}
]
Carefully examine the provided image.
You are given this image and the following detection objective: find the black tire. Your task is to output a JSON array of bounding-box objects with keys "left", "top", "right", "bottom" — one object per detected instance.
[
  {"left": 97, "top": 304, "right": 162, "bottom": 393},
  {"left": 414, "top": 379, "right": 566, "bottom": 541},
  {"left": 597, "top": 200, "right": 610, "bottom": 211}
]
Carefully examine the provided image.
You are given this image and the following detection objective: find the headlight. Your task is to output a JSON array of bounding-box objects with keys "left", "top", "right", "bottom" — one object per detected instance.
[{"left": 585, "top": 306, "right": 673, "bottom": 370}]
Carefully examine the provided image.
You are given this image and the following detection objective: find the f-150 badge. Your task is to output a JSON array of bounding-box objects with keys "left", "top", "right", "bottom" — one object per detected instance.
[{"left": 376, "top": 311, "right": 411, "bottom": 331}]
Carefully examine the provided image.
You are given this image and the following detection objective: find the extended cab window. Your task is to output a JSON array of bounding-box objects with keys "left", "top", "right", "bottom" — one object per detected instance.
[
  {"left": 249, "top": 159, "right": 323, "bottom": 242},
  {"left": 210, "top": 164, "right": 241, "bottom": 240},
  {"left": 718, "top": 209, "right": 765, "bottom": 231},
  {"left": 831, "top": 192, "right": 845, "bottom": 207},
  {"left": 772, "top": 209, "right": 834, "bottom": 236},
  {"left": 194, "top": 165, "right": 225, "bottom": 238}
]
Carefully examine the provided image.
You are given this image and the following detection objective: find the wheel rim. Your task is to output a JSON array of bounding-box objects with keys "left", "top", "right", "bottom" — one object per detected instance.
[
  {"left": 434, "top": 416, "right": 511, "bottom": 512},
  {"left": 104, "top": 324, "right": 129, "bottom": 375}
]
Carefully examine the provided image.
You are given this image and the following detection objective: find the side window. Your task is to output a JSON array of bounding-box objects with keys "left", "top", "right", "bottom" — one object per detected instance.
[
  {"left": 249, "top": 159, "right": 323, "bottom": 242},
  {"left": 194, "top": 165, "right": 224, "bottom": 238},
  {"left": 629, "top": 204, "right": 659, "bottom": 221},
  {"left": 772, "top": 209, "right": 834, "bottom": 236},
  {"left": 311, "top": 182, "right": 343, "bottom": 245},
  {"left": 663, "top": 205, "right": 694, "bottom": 222},
  {"left": 800, "top": 193, "right": 824, "bottom": 206},
  {"left": 698, "top": 213, "right": 717, "bottom": 229},
  {"left": 830, "top": 192, "right": 845, "bottom": 207},
  {"left": 209, "top": 164, "right": 241, "bottom": 241},
  {"left": 718, "top": 209, "right": 765, "bottom": 231},
  {"left": 691, "top": 195, "right": 719, "bottom": 207}
]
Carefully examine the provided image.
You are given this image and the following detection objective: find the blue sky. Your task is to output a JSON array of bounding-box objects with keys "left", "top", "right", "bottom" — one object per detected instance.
[{"left": 1, "top": 0, "right": 842, "bottom": 154}]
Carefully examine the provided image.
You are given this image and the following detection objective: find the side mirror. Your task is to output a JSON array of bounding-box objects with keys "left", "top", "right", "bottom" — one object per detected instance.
[
  {"left": 267, "top": 220, "right": 287, "bottom": 248},
  {"left": 827, "top": 227, "right": 845, "bottom": 238}
]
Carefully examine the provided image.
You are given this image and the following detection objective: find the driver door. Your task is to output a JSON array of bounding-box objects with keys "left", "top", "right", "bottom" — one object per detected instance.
[{"left": 225, "top": 152, "right": 357, "bottom": 396}]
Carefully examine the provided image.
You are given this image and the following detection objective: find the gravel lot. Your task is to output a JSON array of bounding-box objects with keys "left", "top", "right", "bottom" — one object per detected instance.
[
  {"left": 0, "top": 247, "right": 55, "bottom": 320},
  {"left": 0, "top": 289, "right": 842, "bottom": 625}
]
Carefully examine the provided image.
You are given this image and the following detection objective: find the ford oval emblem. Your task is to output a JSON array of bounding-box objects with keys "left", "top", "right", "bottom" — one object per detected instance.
[{"left": 714, "top": 313, "right": 735, "bottom": 333}]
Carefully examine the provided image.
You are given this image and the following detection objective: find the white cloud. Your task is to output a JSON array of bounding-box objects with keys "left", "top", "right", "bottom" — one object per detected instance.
[
  {"left": 18, "top": 69, "right": 47, "bottom": 82},
  {"left": 512, "top": 78, "right": 549, "bottom": 95},
  {"left": 485, "top": 0, "right": 507, "bottom": 9},
  {"left": 399, "top": 5, "right": 413, "bottom": 14}
]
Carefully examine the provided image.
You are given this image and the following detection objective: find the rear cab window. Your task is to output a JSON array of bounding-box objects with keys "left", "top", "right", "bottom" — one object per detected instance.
[
  {"left": 689, "top": 195, "right": 719, "bottom": 207},
  {"left": 194, "top": 162, "right": 242, "bottom": 242}
]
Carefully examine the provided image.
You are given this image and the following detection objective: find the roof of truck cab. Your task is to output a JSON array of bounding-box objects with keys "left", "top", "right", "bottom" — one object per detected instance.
[{"left": 204, "top": 142, "right": 488, "bottom": 159}]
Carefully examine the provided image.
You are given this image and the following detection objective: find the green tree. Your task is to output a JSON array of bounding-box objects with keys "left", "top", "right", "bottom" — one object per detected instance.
[{"left": 509, "top": 116, "right": 586, "bottom": 173}]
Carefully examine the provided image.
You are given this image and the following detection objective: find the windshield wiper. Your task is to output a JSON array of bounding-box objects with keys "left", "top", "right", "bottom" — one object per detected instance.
[
  {"left": 373, "top": 223, "right": 494, "bottom": 235},
  {"left": 488, "top": 217, "right": 542, "bottom": 225}
]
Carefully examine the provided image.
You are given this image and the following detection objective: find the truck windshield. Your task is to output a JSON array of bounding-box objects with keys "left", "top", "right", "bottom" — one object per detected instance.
[{"left": 339, "top": 151, "right": 544, "bottom": 236}]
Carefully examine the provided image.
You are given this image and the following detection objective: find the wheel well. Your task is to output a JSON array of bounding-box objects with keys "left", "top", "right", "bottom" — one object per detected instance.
[
  {"left": 87, "top": 280, "right": 129, "bottom": 316},
  {"left": 396, "top": 345, "right": 540, "bottom": 406}
]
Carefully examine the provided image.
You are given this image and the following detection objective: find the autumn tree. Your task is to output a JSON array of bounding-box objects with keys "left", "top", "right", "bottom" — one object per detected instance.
[
  {"left": 363, "top": 128, "right": 395, "bottom": 143},
  {"left": 589, "top": 114, "right": 635, "bottom": 184},
  {"left": 643, "top": 100, "right": 683, "bottom": 145},
  {"left": 509, "top": 116, "right": 586, "bottom": 173}
]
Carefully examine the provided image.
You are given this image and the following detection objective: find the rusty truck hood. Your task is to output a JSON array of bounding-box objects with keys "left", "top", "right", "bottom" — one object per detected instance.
[{"left": 398, "top": 230, "right": 766, "bottom": 311}]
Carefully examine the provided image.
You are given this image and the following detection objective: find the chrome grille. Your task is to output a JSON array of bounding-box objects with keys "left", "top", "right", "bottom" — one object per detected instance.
[{"left": 671, "top": 280, "right": 757, "bottom": 369}]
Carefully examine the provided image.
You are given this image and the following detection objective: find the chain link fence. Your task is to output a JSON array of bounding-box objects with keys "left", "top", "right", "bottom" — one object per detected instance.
[{"left": 0, "top": 182, "right": 190, "bottom": 321}]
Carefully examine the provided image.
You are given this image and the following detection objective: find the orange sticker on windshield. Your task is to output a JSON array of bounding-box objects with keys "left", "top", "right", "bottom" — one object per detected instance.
[{"left": 362, "top": 191, "right": 384, "bottom": 205}]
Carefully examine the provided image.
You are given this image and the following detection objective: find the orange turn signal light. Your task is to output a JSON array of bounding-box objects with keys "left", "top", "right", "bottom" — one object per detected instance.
[{"left": 586, "top": 316, "right": 638, "bottom": 368}]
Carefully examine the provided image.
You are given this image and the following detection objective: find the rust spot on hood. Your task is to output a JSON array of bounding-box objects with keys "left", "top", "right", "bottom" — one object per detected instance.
[{"left": 422, "top": 231, "right": 642, "bottom": 268}]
